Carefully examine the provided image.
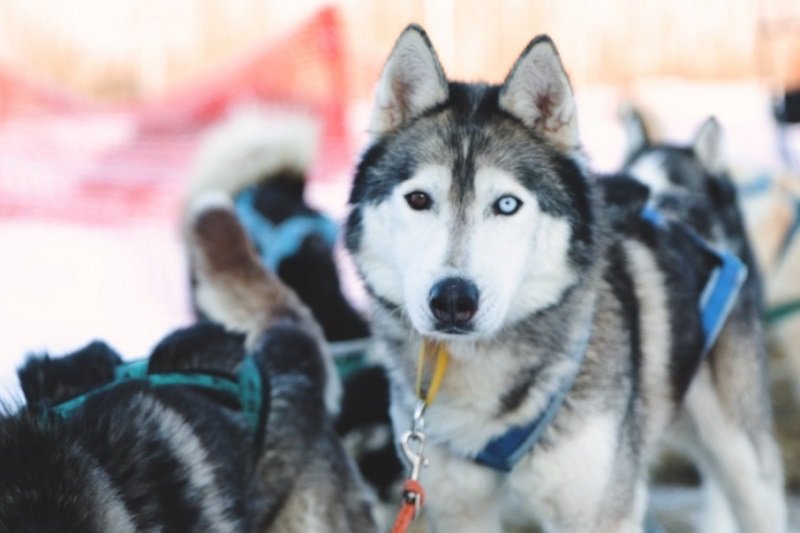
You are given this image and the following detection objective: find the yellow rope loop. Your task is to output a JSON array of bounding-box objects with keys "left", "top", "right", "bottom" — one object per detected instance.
[{"left": 415, "top": 339, "right": 450, "bottom": 407}]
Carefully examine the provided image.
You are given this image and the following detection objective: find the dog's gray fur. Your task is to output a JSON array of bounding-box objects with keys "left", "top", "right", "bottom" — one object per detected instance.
[{"left": 345, "top": 25, "right": 786, "bottom": 532}]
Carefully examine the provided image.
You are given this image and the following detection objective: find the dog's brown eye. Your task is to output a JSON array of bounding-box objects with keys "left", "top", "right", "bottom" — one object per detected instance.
[{"left": 405, "top": 191, "right": 432, "bottom": 210}]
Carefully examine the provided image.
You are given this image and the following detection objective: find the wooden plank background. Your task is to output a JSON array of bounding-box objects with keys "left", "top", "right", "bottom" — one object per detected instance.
[{"left": 0, "top": 0, "right": 798, "bottom": 102}]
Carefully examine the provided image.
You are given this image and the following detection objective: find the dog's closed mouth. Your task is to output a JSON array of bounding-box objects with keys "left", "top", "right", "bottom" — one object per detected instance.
[{"left": 433, "top": 324, "right": 473, "bottom": 335}]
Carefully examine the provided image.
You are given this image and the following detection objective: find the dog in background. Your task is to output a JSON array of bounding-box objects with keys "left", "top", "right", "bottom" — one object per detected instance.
[
  {"left": 186, "top": 106, "right": 404, "bottom": 513},
  {"left": 187, "top": 105, "right": 370, "bottom": 344},
  {"left": 345, "top": 24, "right": 786, "bottom": 532},
  {"left": 620, "top": 104, "right": 800, "bottom": 402},
  {"left": 0, "top": 197, "right": 378, "bottom": 532}
]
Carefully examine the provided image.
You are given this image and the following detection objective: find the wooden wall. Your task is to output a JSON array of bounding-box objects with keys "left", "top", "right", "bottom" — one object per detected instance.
[{"left": 0, "top": 0, "right": 797, "bottom": 101}]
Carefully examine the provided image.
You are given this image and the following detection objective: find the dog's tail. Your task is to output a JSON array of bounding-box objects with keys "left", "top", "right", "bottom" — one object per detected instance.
[
  {"left": 186, "top": 105, "right": 320, "bottom": 202},
  {"left": 184, "top": 194, "right": 341, "bottom": 413}
]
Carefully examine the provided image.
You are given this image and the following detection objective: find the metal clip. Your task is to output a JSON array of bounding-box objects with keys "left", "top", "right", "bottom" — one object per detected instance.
[
  {"left": 397, "top": 400, "right": 431, "bottom": 520},
  {"left": 400, "top": 429, "right": 428, "bottom": 482},
  {"left": 402, "top": 400, "right": 429, "bottom": 479},
  {"left": 399, "top": 428, "right": 428, "bottom": 518}
]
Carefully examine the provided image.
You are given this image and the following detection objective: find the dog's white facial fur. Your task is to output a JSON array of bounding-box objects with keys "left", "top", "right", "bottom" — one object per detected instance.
[
  {"left": 626, "top": 116, "right": 725, "bottom": 195},
  {"left": 626, "top": 152, "right": 671, "bottom": 196},
  {"left": 358, "top": 163, "right": 576, "bottom": 339},
  {"left": 358, "top": 34, "right": 584, "bottom": 342}
]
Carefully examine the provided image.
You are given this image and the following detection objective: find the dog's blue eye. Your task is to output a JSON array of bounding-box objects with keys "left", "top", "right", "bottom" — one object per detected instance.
[
  {"left": 405, "top": 191, "right": 432, "bottom": 210},
  {"left": 494, "top": 195, "right": 522, "bottom": 215}
]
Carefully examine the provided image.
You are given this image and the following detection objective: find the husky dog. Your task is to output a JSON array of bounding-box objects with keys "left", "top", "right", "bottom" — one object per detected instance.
[
  {"left": 619, "top": 105, "right": 761, "bottom": 282},
  {"left": 186, "top": 106, "right": 403, "bottom": 507},
  {"left": 621, "top": 104, "right": 800, "bottom": 404},
  {"left": 345, "top": 25, "right": 786, "bottom": 532},
  {"left": 0, "top": 198, "right": 377, "bottom": 532},
  {"left": 187, "top": 105, "right": 370, "bottom": 343},
  {"left": 619, "top": 106, "right": 789, "bottom": 530}
]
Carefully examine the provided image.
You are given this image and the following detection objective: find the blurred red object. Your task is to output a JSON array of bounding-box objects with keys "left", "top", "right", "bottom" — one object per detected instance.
[{"left": 0, "top": 6, "right": 351, "bottom": 226}]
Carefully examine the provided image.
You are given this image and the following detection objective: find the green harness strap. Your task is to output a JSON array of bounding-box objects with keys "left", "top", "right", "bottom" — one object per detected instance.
[
  {"left": 46, "top": 339, "right": 374, "bottom": 432},
  {"left": 765, "top": 298, "right": 800, "bottom": 325},
  {"left": 48, "top": 356, "right": 266, "bottom": 436}
]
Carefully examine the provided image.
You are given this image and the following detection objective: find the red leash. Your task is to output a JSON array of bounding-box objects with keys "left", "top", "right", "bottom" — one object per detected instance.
[
  {"left": 391, "top": 479, "right": 425, "bottom": 533},
  {"left": 392, "top": 341, "right": 448, "bottom": 533}
]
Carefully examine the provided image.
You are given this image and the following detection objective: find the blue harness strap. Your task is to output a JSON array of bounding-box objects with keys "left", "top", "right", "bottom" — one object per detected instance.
[
  {"left": 641, "top": 206, "right": 747, "bottom": 355},
  {"left": 472, "top": 329, "right": 591, "bottom": 472},
  {"left": 736, "top": 172, "right": 774, "bottom": 198},
  {"left": 698, "top": 251, "right": 747, "bottom": 355},
  {"left": 234, "top": 187, "right": 338, "bottom": 271}
]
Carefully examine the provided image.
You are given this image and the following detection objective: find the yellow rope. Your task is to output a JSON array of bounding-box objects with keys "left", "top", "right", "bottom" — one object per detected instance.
[{"left": 415, "top": 340, "right": 449, "bottom": 407}]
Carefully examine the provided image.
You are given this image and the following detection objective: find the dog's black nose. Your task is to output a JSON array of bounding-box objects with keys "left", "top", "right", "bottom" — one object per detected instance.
[{"left": 428, "top": 277, "right": 479, "bottom": 330}]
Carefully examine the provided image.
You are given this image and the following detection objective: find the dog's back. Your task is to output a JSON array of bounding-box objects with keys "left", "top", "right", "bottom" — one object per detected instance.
[
  {"left": 0, "top": 199, "right": 378, "bottom": 533},
  {"left": 2, "top": 328, "right": 252, "bottom": 532}
]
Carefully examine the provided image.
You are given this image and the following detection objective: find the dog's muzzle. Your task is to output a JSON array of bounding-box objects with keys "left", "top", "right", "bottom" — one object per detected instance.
[{"left": 428, "top": 277, "right": 479, "bottom": 332}]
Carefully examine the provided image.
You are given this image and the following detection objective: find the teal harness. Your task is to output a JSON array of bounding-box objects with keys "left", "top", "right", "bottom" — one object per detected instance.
[
  {"left": 47, "top": 357, "right": 268, "bottom": 441},
  {"left": 46, "top": 340, "right": 372, "bottom": 426}
]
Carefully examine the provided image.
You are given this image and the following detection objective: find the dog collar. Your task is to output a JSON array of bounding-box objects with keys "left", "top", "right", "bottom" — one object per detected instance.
[
  {"left": 472, "top": 328, "right": 591, "bottom": 472},
  {"left": 46, "top": 356, "right": 269, "bottom": 443},
  {"left": 234, "top": 186, "right": 338, "bottom": 271},
  {"left": 641, "top": 206, "right": 747, "bottom": 356},
  {"left": 403, "top": 336, "right": 588, "bottom": 475},
  {"left": 392, "top": 340, "right": 450, "bottom": 529}
]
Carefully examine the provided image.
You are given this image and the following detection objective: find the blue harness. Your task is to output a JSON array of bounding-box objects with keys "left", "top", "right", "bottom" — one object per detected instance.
[
  {"left": 473, "top": 329, "right": 591, "bottom": 472},
  {"left": 471, "top": 207, "right": 747, "bottom": 472},
  {"left": 234, "top": 187, "right": 338, "bottom": 271},
  {"left": 46, "top": 357, "right": 268, "bottom": 442},
  {"left": 640, "top": 206, "right": 747, "bottom": 356},
  {"left": 233, "top": 186, "right": 376, "bottom": 374}
]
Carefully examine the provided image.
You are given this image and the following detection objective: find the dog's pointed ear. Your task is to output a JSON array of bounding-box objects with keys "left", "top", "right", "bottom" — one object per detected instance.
[
  {"left": 369, "top": 24, "right": 449, "bottom": 136},
  {"left": 619, "top": 102, "right": 652, "bottom": 157},
  {"left": 692, "top": 116, "right": 725, "bottom": 174},
  {"left": 18, "top": 341, "right": 122, "bottom": 407},
  {"left": 499, "top": 36, "right": 579, "bottom": 152}
]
